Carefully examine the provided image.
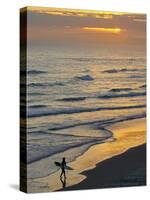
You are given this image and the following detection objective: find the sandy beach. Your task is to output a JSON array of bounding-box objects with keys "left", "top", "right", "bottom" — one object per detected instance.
[
  {"left": 29, "top": 117, "right": 146, "bottom": 193},
  {"left": 61, "top": 144, "right": 146, "bottom": 191}
]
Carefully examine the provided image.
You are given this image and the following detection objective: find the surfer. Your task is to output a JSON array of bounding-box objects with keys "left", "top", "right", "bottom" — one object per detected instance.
[{"left": 60, "top": 157, "right": 66, "bottom": 179}]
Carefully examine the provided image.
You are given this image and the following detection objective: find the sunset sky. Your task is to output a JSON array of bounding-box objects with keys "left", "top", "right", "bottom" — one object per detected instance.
[{"left": 25, "top": 6, "right": 146, "bottom": 57}]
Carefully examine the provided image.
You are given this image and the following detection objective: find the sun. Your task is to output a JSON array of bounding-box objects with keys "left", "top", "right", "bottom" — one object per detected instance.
[
  {"left": 113, "top": 28, "right": 121, "bottom": 33},
  {"left": 82, "top": 27, "right": 122, "bottom": 34}
]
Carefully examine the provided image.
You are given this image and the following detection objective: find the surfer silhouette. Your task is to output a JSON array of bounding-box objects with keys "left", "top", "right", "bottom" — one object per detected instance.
[
  {"left": 54, "top": 157, "right": 73, "bottom": 188},
  {"left": 60, "top": 157, "right": 66, "bottom": 179},
  {"left": 60, "top": 175, "right": 66, "bottom": 188}
]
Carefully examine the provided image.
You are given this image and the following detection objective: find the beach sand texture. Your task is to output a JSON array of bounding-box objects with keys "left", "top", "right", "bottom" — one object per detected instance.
[{"left": 29, "top": 117, "right": 146, "bottom": 192}]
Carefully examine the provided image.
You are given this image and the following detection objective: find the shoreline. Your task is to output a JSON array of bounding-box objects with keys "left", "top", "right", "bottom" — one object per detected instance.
[
  {"left": 61, "top": 143, "right": 146, "bottom": 191},
  {"left": 30, "top": 117, "right": 146, "bottom": 193}
]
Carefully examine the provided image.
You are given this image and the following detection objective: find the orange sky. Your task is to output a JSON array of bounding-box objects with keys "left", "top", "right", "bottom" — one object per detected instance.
[{"left": 24, "top": 6, "right": 146, "bottom": 56}]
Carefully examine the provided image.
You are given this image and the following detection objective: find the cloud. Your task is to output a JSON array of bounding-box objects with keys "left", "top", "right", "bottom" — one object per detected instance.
[{"left": 27, "top": 6, "right": 126, "bottom": 19}]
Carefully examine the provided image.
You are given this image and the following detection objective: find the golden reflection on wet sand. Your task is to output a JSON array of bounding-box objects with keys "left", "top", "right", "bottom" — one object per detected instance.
[{"left": 32, "top": 118, "right": 146, "bottom": 192}]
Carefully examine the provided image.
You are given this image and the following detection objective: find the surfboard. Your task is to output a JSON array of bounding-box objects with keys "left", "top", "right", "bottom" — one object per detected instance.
[{"left": 54, "top": 161, "right": 73, "bottom": 170}]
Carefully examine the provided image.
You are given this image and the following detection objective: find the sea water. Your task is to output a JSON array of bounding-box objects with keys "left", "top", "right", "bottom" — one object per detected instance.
[{"left": 25, "top": 46, "right": 146, "bottom": 180}]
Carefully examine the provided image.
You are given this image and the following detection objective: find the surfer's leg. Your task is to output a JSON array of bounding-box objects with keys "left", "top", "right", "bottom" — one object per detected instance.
[
  {"left": 60, "top": 169, "right": 63, "bottom": 178},
  {"left": 64, "top": 170, "right": 66, "bottom": 179}
]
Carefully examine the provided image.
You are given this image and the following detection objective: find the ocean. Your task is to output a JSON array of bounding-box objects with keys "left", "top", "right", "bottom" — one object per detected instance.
[{"left": 26, "top": 46, "right": 146, "bottom": 180}]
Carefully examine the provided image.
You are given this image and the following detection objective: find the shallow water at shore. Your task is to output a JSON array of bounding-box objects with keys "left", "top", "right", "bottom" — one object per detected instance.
[{"left": 27, "top": 117, "right": 146, "bottom": 192}]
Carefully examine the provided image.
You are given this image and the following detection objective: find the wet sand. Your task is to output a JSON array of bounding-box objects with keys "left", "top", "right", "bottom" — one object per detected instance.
[
  {"left": 30, "top": 117, "right": 146, "bottom": 192},
  {"left": 61, "top": 144, "right": 146, "bottom": 191}
]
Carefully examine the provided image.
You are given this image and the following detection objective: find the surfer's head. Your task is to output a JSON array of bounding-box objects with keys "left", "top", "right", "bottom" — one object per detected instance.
[{"left": 63, "top": 157, "right": 66, "bottom": 162}]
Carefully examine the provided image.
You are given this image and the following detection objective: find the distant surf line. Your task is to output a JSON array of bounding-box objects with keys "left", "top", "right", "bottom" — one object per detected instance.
[{"left": 28, "top": 104, "right": 146, "bottom": 118}]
